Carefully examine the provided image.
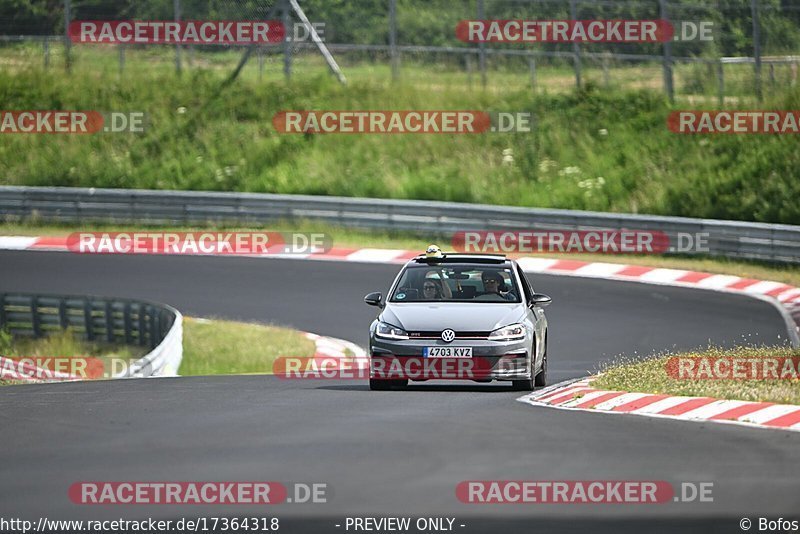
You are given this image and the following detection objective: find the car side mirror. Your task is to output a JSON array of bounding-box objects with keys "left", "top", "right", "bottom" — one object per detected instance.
[
  {"left": 364, "top": 292, "right": 383, "bottom": 308},
  {"left": 530, "top": 293, "right": 552, "bottom": 307}
]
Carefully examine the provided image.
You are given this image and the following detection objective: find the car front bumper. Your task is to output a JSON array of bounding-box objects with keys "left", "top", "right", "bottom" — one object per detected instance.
[{"left": 369, "top": 336, "right": 531, "bottom": 381}]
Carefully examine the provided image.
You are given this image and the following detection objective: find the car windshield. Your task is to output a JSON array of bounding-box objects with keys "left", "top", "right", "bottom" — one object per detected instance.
[{"left": 389, "top": 264, "right": 521, "bottom": 303}]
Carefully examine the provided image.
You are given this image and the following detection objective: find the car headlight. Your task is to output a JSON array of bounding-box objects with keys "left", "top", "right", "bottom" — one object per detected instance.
[
  {"left": 375, "top": 321, "right": 409, "bottom": 340},
  {"left": 488, "top": 323, "right": 526, "bottom": 341}
]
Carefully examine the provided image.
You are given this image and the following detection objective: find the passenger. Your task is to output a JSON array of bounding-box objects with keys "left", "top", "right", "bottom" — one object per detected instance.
[{"left": 422, "top": 280, "right": 444, "bottom": 300}]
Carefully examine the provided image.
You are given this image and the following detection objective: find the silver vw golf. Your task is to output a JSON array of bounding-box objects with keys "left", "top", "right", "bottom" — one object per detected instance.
[{"left": 364, "top": 248, "right": 551, "bottom": 391}]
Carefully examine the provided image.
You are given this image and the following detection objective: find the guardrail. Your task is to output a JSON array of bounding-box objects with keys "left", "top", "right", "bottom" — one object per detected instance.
[
  {"left": 0, "top": 292, "right": 183, "bottom": 378},
  {"left": 1, "top": 186, "right": 799, "bottom": 264}
]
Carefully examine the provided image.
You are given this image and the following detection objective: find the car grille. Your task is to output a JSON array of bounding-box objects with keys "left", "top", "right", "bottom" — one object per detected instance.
[{"left": 406, "top": 331, "right": 492, "bottom": 340}]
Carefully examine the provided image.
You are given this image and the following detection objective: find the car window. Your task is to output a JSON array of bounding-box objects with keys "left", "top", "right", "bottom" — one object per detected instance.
[
  {"left": 515, "top": 264, "right": 534, "bottom": 302},
  {"left": 389, "top": 264, "right": 521, "bottom": 303}
]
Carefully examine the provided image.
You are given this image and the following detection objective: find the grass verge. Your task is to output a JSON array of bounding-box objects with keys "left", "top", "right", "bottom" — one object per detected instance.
[
  {"left": 181, "top": 317, "right": 316, "bottom": 376},
  {"left": 0, "top": 318, "right": 317, "bottom": 384},
  {"left": 0, "top": 54, "right": 799, "bottom": 224},
  {"left": 593, "top": 346, "right": 800, "bottom": 405}
]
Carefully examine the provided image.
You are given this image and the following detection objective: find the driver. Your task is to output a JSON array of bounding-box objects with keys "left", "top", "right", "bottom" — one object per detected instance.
[{"left": 481, "top": 271, "right": 515, "bottom": 301}]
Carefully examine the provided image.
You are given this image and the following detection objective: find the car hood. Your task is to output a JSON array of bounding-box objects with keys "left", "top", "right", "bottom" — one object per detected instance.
[{"left": 381, "top": 302, "right": 526, "bottom": 332}]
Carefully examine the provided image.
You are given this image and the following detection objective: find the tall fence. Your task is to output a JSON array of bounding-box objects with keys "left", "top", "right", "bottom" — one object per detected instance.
[
  {"left": 2, "top": 186, "right": 799, "bottom": 264},
  {"left": 0, "top": 292, "right": 183, "bottom": 378},
  {"left": 1, "top": 0, "right": 798, "bottom": 102}
]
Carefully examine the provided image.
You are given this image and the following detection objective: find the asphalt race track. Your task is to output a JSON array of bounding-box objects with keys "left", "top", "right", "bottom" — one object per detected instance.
[{"left": 1, "top": 251, "right": 798, "bottom": 534}]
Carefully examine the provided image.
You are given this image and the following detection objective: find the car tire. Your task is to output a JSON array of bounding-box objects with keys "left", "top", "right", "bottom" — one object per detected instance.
[
  {"left": 535, "top": 337, "right": 548, "bottom": 388},
  {"left": 370, "top": 378, "right": 408, "bottom": 390},
  {"left": 370, "top": 378, "right": 391, "bottom": 391},
  {"left": 512, "top": 341, "right": 536, "bottom": 391}
]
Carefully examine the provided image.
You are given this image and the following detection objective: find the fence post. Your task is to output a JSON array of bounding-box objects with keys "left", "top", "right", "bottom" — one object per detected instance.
[
  {"left": 477, "top": 0, "right": 487, "bottom": 89},
  {"left": 389, "top": 0, "right": 399, "bottom": 82},
  {"left": 58, "top": 299, "right": 68, "bottom": 329},
  {"left": 570, "top": 0, "right": 581, "bottom": 89},
  {"left": 31, "top": 297, "right": 41, "bottom": 337},
  {"left": 0, "top": 294, "right": 5, "bottom": 330},
  {"left": 466, "top": 53, "right": 473, "bottom": 89},
  {"left": 283, "top": 0, "right": 292, "bottom": 80},
  {"left": 258, "top": 47, "right": 264, "bottom": 81},
  {"left": 63, "top": 0, "right": 71, "bottom": 73},
  {"left": 751, "top": 0, "right": 762, "bottom": 102},
  {"left": 123, "top": 303, "right": 133, "bottom": 345},
  {"left": 602, "top": 52, "right": 610, "bottom": 88},
  {"left": 84, "top": 299, "right": 94, "bottom": 340},
  {"left": 659, "top": 0, "right": 674, "bottom": 102},
  {"left": 717, "top": 60, "right": 724, "bottom": 105},
  {"left": 43, "top": 39, "right": 50, "bottom": 69},
  {"left": 118, "top": 44, "right": 125, "bottom": 76},
  {"left": 173, "top": 0, "right": 182, "bottom": 75},
  {"left": 529, "top": 57, "right": 537, "bottom": 91},
  {"left": 105, "top": 301, "right": 114, "bottom": 343}
]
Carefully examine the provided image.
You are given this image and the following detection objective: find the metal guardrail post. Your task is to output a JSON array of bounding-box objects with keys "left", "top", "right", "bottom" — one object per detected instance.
[
  {"left": 105, "top": 301, "right": 114, "bottom": 343},
  {"left": 124, "top": 302, "right": 133, "bottom": 344},
  {"left": 58, "top": 299, "right": 68, "bottom": 329},
  {"left": 31, "top": 297, "right": 41, "bottom": 337},
  {"left": 138, "top": 303, "right": 147, "bottom": 346},
  {"left": 84, "top": 298, "right": 94, "bottom": 340}
]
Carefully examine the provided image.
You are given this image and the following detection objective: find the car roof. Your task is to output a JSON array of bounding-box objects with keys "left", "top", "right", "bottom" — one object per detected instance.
[{"left": 409, "top": 253, "right": 512, "bottom": 266}]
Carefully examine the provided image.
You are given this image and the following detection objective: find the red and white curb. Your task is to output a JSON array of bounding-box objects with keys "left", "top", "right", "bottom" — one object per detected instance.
[
  {"left": 518, "top": 377, "right": 800, "bottom": 433},
  {"left": 0, "top": 356, "right": 82, "bottom": 383},
  {"left": 4, "top": 236, "right": 798, "bottom": 342},
  {"left": 304, "top": 332, "right": 369, "bottom": 370}
]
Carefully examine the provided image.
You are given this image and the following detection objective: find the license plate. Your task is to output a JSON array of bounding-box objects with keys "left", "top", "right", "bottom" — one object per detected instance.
[{"left": 424, "top": 347, "right": 473, "bottom": 358}]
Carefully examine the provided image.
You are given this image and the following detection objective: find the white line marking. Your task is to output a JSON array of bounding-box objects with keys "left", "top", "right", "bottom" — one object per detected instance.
[
  {"left": 630, "top": 396, "right": 698, "bottom": 414},
  {"left": 742, "top": 280, "right": 788, "bottom": 295},
  {"left": 345, "top": 248, "right": 407, "bottom": 263},
  {"left": 638, "top": 268, "right": 690, "bottom": 283},
  {"left": 593, "top": 392, "right": 650, "bottom": 411},
  {"left": 0, "top": 236, "right": 38, "bottom": 249},
  {"left": 696, "top": 274, "right": 742, "bottom": 289},
  {"left": 740, "top": 404, "right": 800, "bottom": 424},
  {"left": 573, "top": 263, "right": 628, "bottom": 278},
  {"left": 516, "top": 257, "right": 560, "bottom": 272},
  {"left": 674, "top": 399, "right": 751, "bottom": 420},
  {"left": 559, "top": 390, "right": 611, "bottom": 407}
]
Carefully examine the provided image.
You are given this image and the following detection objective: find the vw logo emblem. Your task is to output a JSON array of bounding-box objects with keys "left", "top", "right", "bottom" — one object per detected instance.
[{"left": 441, "top": 329, "right": 456, "bottom": 343}]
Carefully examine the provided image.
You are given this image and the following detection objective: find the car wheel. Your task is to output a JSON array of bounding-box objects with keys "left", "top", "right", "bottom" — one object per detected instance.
[
  {"left": 370, "top": 378, "right": 408, "bottom": 390},
  {"left": 370, "top": 378, "right": 390, "bottom": 391},
  {"left": 535, "top": 337, "right": 548, "bottom": 388},
  {"left": 512, "top": 341, "right": 536, "bottom": 391}
]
